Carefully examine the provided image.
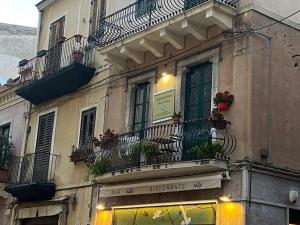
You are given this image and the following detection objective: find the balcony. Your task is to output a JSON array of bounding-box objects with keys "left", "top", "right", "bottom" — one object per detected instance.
[
  {"left": 16, "top": 35, "right": 95, "bottom": 105},
  {"left": 89, "top": 0, "right": 239, "bottom": 69},
  {"left": 90, "top": 119, "right": 236, "bottom": 183},
  {"left": 5, "top": 153, "right": 58, "bottom": 202}
]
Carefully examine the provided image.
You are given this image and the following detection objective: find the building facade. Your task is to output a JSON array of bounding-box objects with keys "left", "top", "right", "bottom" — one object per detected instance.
[
  {"left": 87, "top": 0, "right": 300, "bottom": 225},
  {"left": 3, "top": 0, "right": 300, "bottom": 225},
  {"left": 0, "top": 80, "right": 31, "bottom": 225}
]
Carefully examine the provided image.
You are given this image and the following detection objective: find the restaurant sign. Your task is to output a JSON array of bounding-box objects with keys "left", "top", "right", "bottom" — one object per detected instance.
[
  {"left": 152, "top": 90, "right": 175, "bottom": 122},
  {"left": 99, "top": 175, "right": 222, "bottom": 198}
]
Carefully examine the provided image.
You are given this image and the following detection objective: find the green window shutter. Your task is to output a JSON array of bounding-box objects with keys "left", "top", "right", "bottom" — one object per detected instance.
[
  {"left": 79, "top": 108, "right": 97, "bottom": 146},
  {"left": 32, "top": 111, "right": 55, "bottom": 182},
  {"left": 132, "top": 83, "right": 150, "bottom": 132}
]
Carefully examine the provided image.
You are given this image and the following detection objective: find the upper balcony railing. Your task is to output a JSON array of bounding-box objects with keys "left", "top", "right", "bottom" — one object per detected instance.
[
  {"left": 89, "top": 119, "right": 236, "bottom": 175},
  {"left": 7, "top": 153, "right": 58, "bottom": 185},
  {"left": 19, "top": 35, "right": 92, "bottom": 82},
  {"left": 89, "top": 0, "right": 239, "bottom": 48}
]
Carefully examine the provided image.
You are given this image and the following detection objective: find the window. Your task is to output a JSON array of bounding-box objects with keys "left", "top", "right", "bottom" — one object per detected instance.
[
  {"left": 32, "top": 111, "right": 55, "bottom": 182},
  {"left": 47, "top": 17, "right": 65, "bottom": 73},
  {"left": 135, "top": 0, "right": 158, "bottom": 18},
  {"left": 0, "top": 123, "right": 10, "bottom": 138},
  {"left": 90, "top": 0, "right": 106, "bottom": 34},
  {"left": 132, "top": 83, "right": 150, "bottom": 132},
  {"left": 79, "top": 108, "right": 97, "bottom": 146}
]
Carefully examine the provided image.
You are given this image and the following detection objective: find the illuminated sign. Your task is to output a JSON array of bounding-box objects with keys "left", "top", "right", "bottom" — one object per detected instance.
[
  {"left": 153, "top": 90, "right": 175, "bottom": 122},
  {"left": 113, "top": 203, "right": 216, "bottom": 225}
]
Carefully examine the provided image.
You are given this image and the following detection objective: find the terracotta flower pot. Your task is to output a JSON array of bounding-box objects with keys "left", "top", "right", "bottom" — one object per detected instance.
[
  {"left": 217, "top": 102, "right": 230, "bottom": 111},
  {"left": 173, "top": 116, "right": 181, "bottom": 124},
  {"left": 72, "top": 51, "right": 84, "bottom": 64}
]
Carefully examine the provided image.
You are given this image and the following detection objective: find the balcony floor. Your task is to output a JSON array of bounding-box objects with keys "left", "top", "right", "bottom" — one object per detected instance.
[
  {"left": 16, "top": 63, "right": 95, "bottom": 105},
  {"left": 93, "top": 159, "right": 228, "bottom": 184},
  {"left": 96, "top": 0, "right": 237, "bottom": 69},
  {"left": 5, "top": 182, "right": 55, "bottom": 202}
]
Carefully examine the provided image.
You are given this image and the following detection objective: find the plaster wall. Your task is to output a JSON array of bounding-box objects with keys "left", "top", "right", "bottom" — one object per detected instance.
[{"left": 0, "top": 88, "right": 29, "bottom": 157}]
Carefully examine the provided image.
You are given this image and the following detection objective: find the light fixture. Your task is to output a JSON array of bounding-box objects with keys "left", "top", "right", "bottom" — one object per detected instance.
[
  {"left": 97, "top": 203, "right": 106, "bottom": 210},
  {"left": 219, "top": 195, "right": 232, "bottom": 202},
  {"left": 162, "top": 72, "right": 168, "bottom": 77}
]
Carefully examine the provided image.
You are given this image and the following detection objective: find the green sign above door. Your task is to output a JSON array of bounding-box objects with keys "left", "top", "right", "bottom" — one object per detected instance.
[{"left": 153, "top": 90, "right": 175, "bottom": 123}]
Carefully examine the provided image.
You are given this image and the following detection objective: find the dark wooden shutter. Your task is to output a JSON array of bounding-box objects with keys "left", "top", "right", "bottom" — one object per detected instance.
[
  {"left": 47, "top": 17, "right": 65, "bottom": 74},
  {"left": 79, "top": 108, "right": 96, "bottom": 146},
  {"left": 32, "top": 112, "right": 55, "bottom": 182},
  {"left": 90, "top": 0, "right": 106, "bottom": 34}
]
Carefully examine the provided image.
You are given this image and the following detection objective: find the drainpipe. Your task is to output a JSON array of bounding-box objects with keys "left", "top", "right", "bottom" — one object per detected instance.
[{"left": 35, "top": 11, "right": 43, "bottom": 54}]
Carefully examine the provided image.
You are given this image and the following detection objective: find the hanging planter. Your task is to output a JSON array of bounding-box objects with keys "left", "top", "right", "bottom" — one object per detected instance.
[
  {"left": 217, "top": 102, "right": 230, "bottom": 111},
  {"left": 213, "top": 91, "right": 234, "bottom": 112},
  {"left": 210, "top": 108, "right": 229, "bottom": 130}
]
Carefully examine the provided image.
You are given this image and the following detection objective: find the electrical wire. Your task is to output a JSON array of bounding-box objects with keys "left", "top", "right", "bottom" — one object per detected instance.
[{"left": 251, "top": 9, "right": 300, "bottom": 31}]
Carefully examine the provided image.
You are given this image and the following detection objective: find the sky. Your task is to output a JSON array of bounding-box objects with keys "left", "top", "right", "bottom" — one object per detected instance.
[{"left": 0, "top": 0, "right": 40, "bottom": 27}]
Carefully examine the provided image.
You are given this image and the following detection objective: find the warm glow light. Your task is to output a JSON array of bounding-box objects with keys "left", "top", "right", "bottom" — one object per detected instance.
[
  {"left": 219, "top": 195, "right": 232, "bottom": 202},
  {"left": 97, "top": 204, "right": 106, "bottom": 210},
  {"left": 162, "top": 74, "right": 170, "bottom": 82},
  {"left": 162, "top": 72, "right": 168, "bottom": 77}
]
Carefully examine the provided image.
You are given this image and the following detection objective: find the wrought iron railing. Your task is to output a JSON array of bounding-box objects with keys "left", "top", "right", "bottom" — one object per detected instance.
[
  {"left": 18, "top": 35, "right": 93, "bottom": 81},
  {"left": 70, "top": 137, "right": 95, "bottom": 163},
  {"left": 90, "top": 119, "right": 236, "bottom": 174},
  {"left": 7, "top": 153, "right": 58, "bottom": 185},
  {"left": 89, "top": 0, "right": 239, "bottom": 48}
]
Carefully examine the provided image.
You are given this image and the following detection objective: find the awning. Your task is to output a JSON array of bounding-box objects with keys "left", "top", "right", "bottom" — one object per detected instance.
[
  {"left": 17, "top": 205, "right": 64, "bottom": 219},
  {"left": 99, "top": 173, "right": 228, "bottom": 198}
]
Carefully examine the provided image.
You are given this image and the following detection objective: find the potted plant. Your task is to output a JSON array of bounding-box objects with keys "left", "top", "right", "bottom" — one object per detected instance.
[
  {"left": 72, "top": 48, "right": 84, "bottom": 64},
  {"left": 100, "top": 129, "right": 118, "bottom": 142},
  {"left": 74, "top": 34, "right": 83, "bottom": 43},
  {"left": 172, "top": 112, "right": 182, "bottom": 124},
  {"left": 88, "top": 159, "right": 111, "bottom": 177},
  {"left": 210, "top": 108, "right": 228, "bottom": 130},
  {"left": 187, "top": 141, "right": 224, "bottom": 160},
  {"left": 99, "top": 129, "right": 119, "bottom": 149},
  {"left": 213, "top": 91, "right": 234, "bottom": 111},
  {"left": 128, "top": 141, "right": 160, "bottom": 164}
]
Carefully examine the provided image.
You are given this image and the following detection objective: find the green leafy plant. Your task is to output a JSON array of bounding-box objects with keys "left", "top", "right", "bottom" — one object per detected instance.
[
  {"left": 88, "top": 159, "right": 111, "bottom": 176},
  {"left": 172, "top": 111, "right": 182, "bottom": 119},
  {"left": 128, "top": 141, "right": 160, "bottom": 162},
  {"left": 213, "top": 91, "right": 234, "bottom": 106},
  {"left": 0, "top": 136, "right": 12, "bottom": 169},
  {"left": 187, "top": 142, "right": 224, "bottom": 159}
]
